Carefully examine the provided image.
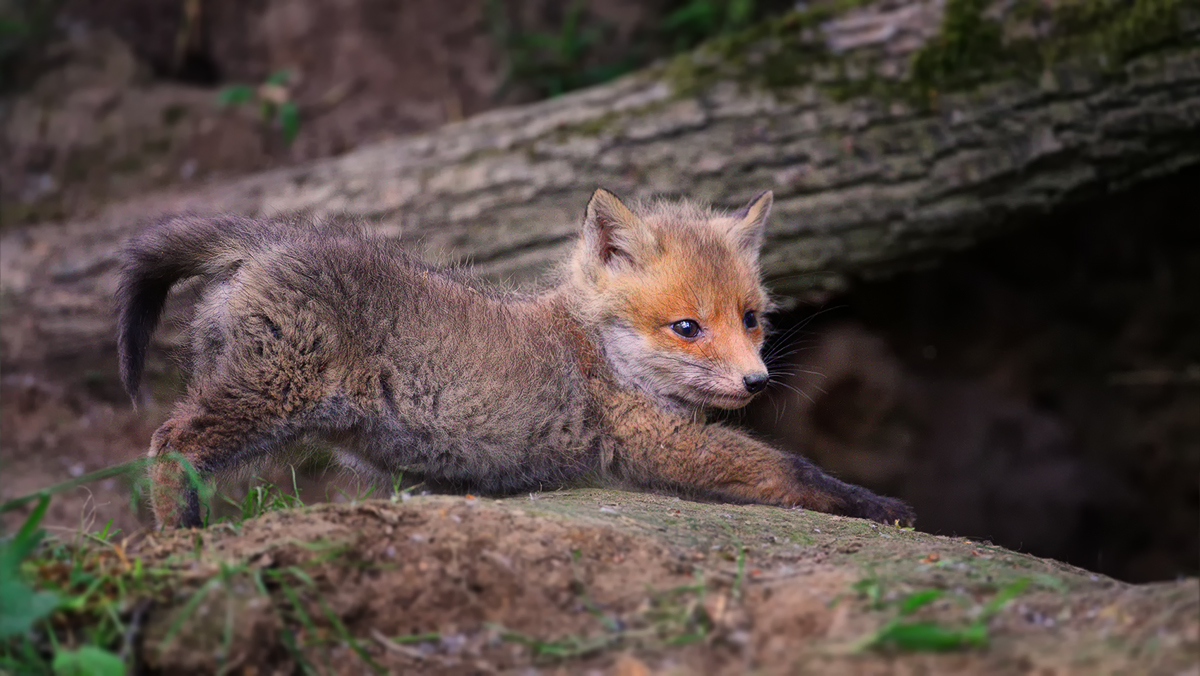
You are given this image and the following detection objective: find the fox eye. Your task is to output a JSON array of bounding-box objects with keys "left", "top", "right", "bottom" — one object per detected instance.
[
  {"left": 743, "top": 311, "right": 758, "bottom": 330},
  {"left": 671, "top": 320, "right": 701, "bottom": 339}
]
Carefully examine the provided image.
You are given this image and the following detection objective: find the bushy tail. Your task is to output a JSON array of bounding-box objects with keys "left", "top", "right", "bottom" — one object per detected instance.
[{"left": 116, "top": 214, "right": 278, "bottom": 401}]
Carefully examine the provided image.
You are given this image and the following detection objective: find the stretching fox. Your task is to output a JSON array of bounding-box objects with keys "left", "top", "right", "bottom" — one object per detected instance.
[{"left": 118, "top": 189, "right": 914, "bottom": 529}]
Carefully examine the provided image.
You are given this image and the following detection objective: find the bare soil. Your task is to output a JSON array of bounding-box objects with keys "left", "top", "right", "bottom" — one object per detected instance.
[{"left": 45, "top": 492, "right": 1200, "bottom": 675}]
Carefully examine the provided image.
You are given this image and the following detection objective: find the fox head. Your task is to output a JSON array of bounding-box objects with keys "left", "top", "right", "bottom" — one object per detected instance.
[{"left": 567, "top": 188, "right": 775, "bottom": 412}]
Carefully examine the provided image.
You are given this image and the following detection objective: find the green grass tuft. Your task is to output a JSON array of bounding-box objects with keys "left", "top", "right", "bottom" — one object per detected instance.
[{"left": 850, "top": 576, "right": 1032, "bottom": 653}]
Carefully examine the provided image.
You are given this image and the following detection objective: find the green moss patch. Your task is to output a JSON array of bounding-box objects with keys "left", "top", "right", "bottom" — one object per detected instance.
[{"left": 663, "top": 0, "right": 1192, "bottom": 105}]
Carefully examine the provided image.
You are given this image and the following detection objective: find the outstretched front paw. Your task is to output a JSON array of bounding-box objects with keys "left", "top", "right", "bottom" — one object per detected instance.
[
  {"left": 845, "top": 492, "right": 916, "bottom": 527},
  {"left": 784, "top": 455, "right": 916, "bottom": 527}
]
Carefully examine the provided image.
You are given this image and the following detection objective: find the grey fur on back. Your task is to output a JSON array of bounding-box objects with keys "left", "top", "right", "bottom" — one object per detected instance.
[
  {"left": 117, "top": 214, "right": 603, "bottom": 492},
  {"left": 117, "top": 214, "right": 344, "bottom": 400}
]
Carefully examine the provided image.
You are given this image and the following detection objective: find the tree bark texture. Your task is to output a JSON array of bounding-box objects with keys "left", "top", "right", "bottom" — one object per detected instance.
[{"left": 2, "top": 0, "right": 1198, "bottom": 372}]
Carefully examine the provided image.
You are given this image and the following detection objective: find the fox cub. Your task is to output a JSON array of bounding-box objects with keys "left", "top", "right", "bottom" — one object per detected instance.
[{"left": 118, "top": 188, "right": 914, "bottom": 529}]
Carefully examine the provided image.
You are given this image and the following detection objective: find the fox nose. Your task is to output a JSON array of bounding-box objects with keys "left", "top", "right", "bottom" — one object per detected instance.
[{"left": 742, "top": 372, "right": 769, "bottom": 394}]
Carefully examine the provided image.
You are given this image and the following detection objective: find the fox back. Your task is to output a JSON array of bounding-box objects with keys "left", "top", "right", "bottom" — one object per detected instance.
[
  {"left": 119, "top": 214, "right": 605, "bottom": 495},
  {"left": 113, "top": 188, "right": 918, "bottom": 530}
]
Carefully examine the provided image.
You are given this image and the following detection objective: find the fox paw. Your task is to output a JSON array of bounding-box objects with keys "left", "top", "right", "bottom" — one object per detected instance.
[
  {"left": 785, "top": 455, "right": 916, "bottom": 527},
  {"left": 845, "top": 492, "right": 916, "bottom": 528}
]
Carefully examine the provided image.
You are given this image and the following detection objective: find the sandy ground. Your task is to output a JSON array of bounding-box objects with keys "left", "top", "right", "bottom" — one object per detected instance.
[{"left": 42, "top": 491, "right": 1200, "bottom": 675}]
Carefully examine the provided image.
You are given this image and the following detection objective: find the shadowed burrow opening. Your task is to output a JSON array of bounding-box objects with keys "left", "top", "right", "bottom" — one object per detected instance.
[{"left": 744, "top": 166, "right": 1200, "bottom": 584}]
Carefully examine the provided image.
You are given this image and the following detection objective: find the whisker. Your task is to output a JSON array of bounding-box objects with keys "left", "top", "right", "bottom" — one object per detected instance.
[
  {"left": 768, "top": 368, "right": 828, "bottom": 378},
  {"left": 770, "top": 379, "right": 822, "bottom": 405}
]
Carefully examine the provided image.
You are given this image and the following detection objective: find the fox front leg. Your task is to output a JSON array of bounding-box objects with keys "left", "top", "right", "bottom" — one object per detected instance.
[{"left": 608, "top": 402, "right": 915, "bottom": 525}]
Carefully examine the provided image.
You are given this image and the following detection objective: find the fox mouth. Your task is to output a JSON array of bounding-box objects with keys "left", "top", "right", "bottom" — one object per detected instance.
[{"left": 682, "top": 387, "right": 756, "bottom": 409}]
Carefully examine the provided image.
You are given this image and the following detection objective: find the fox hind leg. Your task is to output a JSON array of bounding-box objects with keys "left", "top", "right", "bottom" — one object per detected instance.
[{"left": 147, "top": 389, "right": 302, "bottom": 528}]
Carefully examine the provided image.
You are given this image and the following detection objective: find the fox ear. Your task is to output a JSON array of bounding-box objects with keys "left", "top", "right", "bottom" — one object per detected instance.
[
  {"left": 728, "top": 190, "right": 773, "bottom": 257},
  {"left": 582, "top": 188, "right": 652, "bottom": 268}
]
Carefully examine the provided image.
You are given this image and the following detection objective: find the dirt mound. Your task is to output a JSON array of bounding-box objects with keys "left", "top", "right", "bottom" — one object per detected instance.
[
  {"left": 139, "top": 498, "right": 694, "bottom": 674},
  {"left": 19, "top": 492, "right": 1197, "bottom": 675}
]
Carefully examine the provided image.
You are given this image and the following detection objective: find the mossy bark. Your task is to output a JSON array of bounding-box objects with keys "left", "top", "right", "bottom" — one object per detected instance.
[{"left": 2, "top": 0, "right": 1198, "bottom": 373}]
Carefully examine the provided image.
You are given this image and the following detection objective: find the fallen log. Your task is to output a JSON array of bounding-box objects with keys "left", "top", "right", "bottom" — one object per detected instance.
[{"left": 2, "top": 0, "right": 1198, "bottom": 373}]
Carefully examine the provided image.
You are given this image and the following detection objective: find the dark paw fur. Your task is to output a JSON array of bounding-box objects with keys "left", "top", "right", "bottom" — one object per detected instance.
[
  {"left": 785, "top": 455, "right": 916, "bottom": 527},
  {"left": 179, "top": 488, "right": 204, "bottom": 528},
  {"left": 844, "top": 491, "right": 916, "bottom": 527}
]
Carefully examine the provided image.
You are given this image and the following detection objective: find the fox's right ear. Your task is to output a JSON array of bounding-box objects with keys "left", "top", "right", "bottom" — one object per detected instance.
[{"left": 582, "top": 188, "right": 653, "bottom": 269}]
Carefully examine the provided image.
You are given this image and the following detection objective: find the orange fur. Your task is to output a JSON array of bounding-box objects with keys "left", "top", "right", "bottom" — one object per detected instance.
[
  {"left": 565, "top": 190, "right": 775, "bottom": 411},
  {"left": 118, "top": 191, "right": 914, "bottom": 529}
]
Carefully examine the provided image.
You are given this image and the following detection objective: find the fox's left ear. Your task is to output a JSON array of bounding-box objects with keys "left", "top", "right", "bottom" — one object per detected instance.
[{"left": 728, "top": 190, "right": 773, "bottom": 257}]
